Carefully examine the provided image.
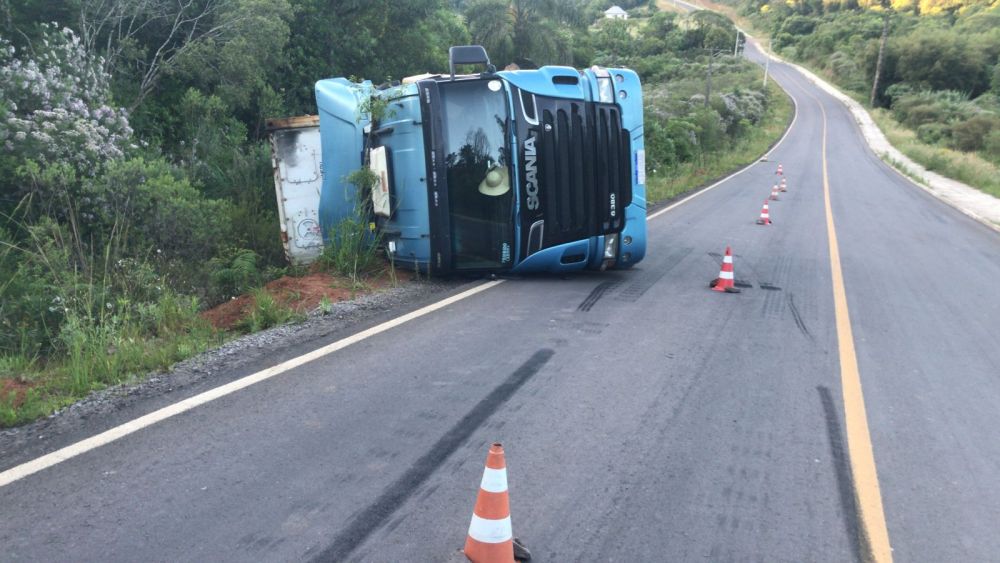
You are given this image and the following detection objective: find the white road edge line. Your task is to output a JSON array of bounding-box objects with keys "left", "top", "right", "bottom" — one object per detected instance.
[
  {"left": 0, "top": 280, "right": 506, "bottom": 489},
  {"left": 649, "top": 37, "right": 799, "bottom": 223}
]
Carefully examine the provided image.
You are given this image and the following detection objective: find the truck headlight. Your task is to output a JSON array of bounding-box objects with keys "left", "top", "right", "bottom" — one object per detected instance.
[{"left": 603, "top": 234, "right": 618, "bottom": 259}]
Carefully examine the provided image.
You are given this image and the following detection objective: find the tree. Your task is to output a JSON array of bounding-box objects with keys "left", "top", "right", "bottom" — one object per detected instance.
[
  {"left": 870, "top": 8, "right": 891, "bottom": 106},
  {"left": 75, "top": 0, "right": 292, "bottom": 111},
  {"left": 464, "top": 0, "right": 585, "bottom": 66},
  {"left": 895, "top": 29, "right": 990, "bottom": 96}
]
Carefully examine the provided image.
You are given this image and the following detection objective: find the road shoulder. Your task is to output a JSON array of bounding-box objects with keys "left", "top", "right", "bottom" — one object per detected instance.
[
  {"left": 751, "top": 39, "right": 1000, "bottom": 234},
  {"left": 0, "top": 279, "right": 466, "bottom": 472}
]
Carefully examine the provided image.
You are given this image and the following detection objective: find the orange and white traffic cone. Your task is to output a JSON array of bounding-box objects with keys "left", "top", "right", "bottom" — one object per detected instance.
[
  {"left": 780, "top": 177, "right": 787, "bottom": 192},
  {"left": 770, "top": 185, "right": 780, "bottom": 201},
  {"left": 776, "top": 163, "right": 783, "bottom": 176},
  {"left": 464, "top": 443, "right": 515, "bottom": 563},
  {"left": 711, "top": 246, "right": 739, "bottom": 293},
  {"left": 757, "top": 200, "right": 771, "bottom": 225}
]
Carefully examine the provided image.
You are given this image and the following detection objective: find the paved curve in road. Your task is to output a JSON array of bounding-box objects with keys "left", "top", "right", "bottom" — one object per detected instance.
[{"left": 3, "top": 41, "right": 1000, "bottom": 562}]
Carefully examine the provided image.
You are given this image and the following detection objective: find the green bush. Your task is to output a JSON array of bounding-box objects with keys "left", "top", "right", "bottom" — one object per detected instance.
[
  {"left": 891, "top": 90, "right": 977, "bottom": 129},
  {"left": 983, "top": 129, "right": 1000, "bottom": 163},
  {"left": 209, "top": 248, "right": 262, "bottom": 303},
  {"left": 236, "top": 288, "right": 300, "bottom": 333},
  {"left": 780, "top": 15, "right": 820, "bottom": 36},
  {"left": 84, "top": 156, "right": 233, "bottom": 264},
  {"left": 916, "top": 122, "right": 952, "bottom": 145},
  {"left": 951, "top": 114, "right": 1000, "bottom": 152}
]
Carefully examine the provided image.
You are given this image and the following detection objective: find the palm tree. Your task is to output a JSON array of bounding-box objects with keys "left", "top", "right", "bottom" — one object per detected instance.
[{"left": 464, "top": 0, "right": 582, "bottom": 67}]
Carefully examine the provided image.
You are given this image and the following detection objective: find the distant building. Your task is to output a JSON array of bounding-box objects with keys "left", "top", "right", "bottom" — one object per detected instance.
[{"left": 604, "top": 5, "right": 628, "bottom": 19}]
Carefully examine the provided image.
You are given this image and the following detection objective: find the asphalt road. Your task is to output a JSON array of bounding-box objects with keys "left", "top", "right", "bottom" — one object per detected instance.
[{"left": 3, "top": 42, "right": 1000, "bottom": 562}]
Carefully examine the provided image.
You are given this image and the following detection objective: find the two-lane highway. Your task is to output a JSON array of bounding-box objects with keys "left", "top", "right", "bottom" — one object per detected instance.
[{"left": 3, "top": 39, "right": 1000, "bottom": 562}]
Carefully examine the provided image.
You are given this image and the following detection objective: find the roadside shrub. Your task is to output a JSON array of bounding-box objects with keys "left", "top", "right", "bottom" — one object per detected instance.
[
  {"left": 209, "top": 248, "right": 262, "bottom": 302},
  {"left": 780, "top": 15, "right": 820, "bottom": 36},
  {"left": 643, "top": 120, "right": 678, "bottom": 172},
  {"left": 983, "top": 130, "right": 1000, "bottom": 163},
  {"left": 895, "top": 30, "right": 990, "bottom": 97},
  {"left": 315, "top": 169, "right": 386, "bottom": 283},
  {"left": 713, "top": 89, "right": 767, "bottom": 135},
  {"left": 236, "top": 288, "right": 300, "bottom": 333},
  {"left": 950, "top": 114, "right": 1000, "bottom": 152},
  {"left": 828, "top": 51, "right": 865, "bottom": 91},
  {"left": 84, "top": 156, "right": 233, "bottom": 264},
  {"left": 884, "top": 83, "right": 915, "bottom": 108},
  {"left": 690, "top": 108, "right": 727, "bottom": 155},
  {"left": 916, "top": 122, "right": 952, "bottom": 145},
  {"left": 891, "top": 90, "right": 977, "bottom": 129},
  {"left": 0, "top": 25, "right": 131, "bottom": 187}
]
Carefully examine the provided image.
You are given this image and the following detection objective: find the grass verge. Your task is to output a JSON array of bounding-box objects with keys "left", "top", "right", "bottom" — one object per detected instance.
[
  {"left": 1, "top": 226, "right": 397, "bottom": 429},
  {"left": 646, "top": 80, "right": 793, "bottom": 204},
  {"left": 870, "top": 109, "right": 1000, "bottom": 199},
  {"left": 1, "top": 293, "right": 224, "bottom": 428}
]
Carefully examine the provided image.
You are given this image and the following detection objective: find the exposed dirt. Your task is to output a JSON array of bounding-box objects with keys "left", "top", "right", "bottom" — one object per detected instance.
[
  {"left": 201, "top": 272, "right": 393, "bottom": 331},
  {"left": 1, "top": 378, "right": 37, "bottom": 409}
]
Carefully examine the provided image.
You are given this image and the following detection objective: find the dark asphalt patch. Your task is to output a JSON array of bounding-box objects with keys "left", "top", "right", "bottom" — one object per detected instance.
[
  {"left": 759, "top": 283, "right": 782, "bottom": 291},
  {"left": 311, "top": 349, "right": 555, "bottom": 562},
  {"left": 817, "top": 386, "right": 862, "bottom": 563}
]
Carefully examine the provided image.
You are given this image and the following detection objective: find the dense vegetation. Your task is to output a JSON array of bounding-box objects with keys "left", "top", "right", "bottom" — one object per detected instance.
[
  {"left": 0, "top": 0, "right": 782, "bottom": 425},
  {"left": 723, "top": 0, "right": 1000, "bottom": 178}
]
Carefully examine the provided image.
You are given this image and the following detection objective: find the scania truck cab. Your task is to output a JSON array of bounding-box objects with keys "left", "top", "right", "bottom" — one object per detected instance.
[{"left": 313, "top": 45, "right": 646, "bottom": 275}]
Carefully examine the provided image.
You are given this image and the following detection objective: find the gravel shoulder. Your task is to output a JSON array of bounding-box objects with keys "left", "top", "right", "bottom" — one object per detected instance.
[{"left": 0, "top": 278, "right": 467, "bottom": 472}]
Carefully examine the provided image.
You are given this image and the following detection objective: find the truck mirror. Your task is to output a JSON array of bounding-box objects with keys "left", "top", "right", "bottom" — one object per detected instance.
[{"left": 449, "top": 45, "right": 495, "bottom": 80}]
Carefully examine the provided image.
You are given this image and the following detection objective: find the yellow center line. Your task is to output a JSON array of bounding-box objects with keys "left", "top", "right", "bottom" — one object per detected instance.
[{"left": 810, "top": 89, "right": 893, "bottom": 562}]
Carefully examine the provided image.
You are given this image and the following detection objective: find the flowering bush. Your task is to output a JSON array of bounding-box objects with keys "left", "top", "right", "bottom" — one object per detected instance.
[{"left": 0, "top": 24, "right": 132, "bottom": 175}]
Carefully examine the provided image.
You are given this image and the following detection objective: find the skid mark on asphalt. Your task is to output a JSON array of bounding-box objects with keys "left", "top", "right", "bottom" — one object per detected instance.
[
  {"left": 788, "top": 294, "right": 814, "bottom": 341},
  {"left": 762, "top": 256, "right": 792, "bottom": 319},
  {"left": 310, "top": 348, "right": 554, "bottom": 562},
  {"left": 577, "top": 280, "right": 621, "bottom": 312},
  {"left": 818, "top": 386, "right": 862, "bottom": 563},
  {"left": 615, "top": 246, "right": 693, "bottom": 303}
]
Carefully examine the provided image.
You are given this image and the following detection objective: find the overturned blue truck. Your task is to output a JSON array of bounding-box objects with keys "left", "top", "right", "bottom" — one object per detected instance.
[{"left": 270, "top": 46, "right": 647, "bottom": 276}]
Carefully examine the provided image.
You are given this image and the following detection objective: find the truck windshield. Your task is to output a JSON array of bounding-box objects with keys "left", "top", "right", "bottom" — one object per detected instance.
[{"left": 439, "top": 79, "right": 513, "bottom": 270}]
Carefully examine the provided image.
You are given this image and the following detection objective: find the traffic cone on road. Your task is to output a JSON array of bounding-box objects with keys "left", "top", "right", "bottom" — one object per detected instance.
[
  {"left": 711, "top": 246, "right": 739, "bottom": 293},
  {"left": 757, "top": 200, "right": 772, "bottom": 225},
  {"left": 776, "top": 163, "right": 783, "bottom": 176},
  {"left": 770, "top": 185, "right": 780, "bottom": 201},
  {"left": 780, "top": 177, "right": 788, "bottom": 192},
  {"left": 465, "top": 443, "right": 516, "bottom": 563}
]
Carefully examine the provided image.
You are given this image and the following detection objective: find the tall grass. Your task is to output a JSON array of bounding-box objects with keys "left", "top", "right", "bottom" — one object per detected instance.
[
  {"left": 316, "top": 168, "right": 395, "bottom": 286},
  {"left": 871, "top": 109, "right": 1000, "bottom": 199},
  {"left": 235, "top": 288, "right": 302, "bottom": 333},
  {"left": 0, "top": 214, "right": 222, "bottom": 428}
]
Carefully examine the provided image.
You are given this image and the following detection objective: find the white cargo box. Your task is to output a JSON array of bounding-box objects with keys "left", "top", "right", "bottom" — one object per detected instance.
[{"left": 267, "top": 116, "right": 323, "bottom": 265}]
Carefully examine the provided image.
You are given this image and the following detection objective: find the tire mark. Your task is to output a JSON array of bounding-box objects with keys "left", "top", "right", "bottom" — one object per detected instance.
[
  {"left": 787, "top": 293, "right": 814, "bottom": 341},
  {"left": 617, "top": 247, "right": 693, "bottom": 302},
  {"left": 578, "top": 281, "right": 621, "bottom": 312},
  {"left": 311, "top": 349, "right": 555, "bottom": 562},
  {"left": 817, "top": 386, "right": 862, "bottom": 563}
]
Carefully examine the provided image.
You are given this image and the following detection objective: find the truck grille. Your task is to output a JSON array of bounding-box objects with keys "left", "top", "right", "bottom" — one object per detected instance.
[{"left": 533, "top": 98, "right": 631, "bottom": 248}]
